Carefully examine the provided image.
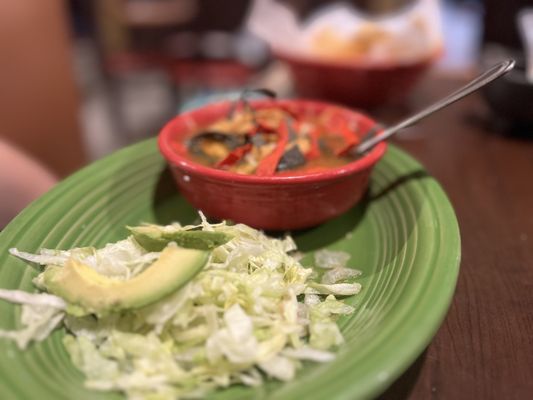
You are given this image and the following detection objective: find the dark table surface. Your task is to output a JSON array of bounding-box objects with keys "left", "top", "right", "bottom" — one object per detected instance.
[{"left": 374, "top": 74, "right": 533, "bottom": 399}]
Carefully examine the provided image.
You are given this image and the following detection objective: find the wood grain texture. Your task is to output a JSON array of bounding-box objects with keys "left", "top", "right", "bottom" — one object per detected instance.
[{"left": 379, "top": 76, "right": 533, "bottom": 399}]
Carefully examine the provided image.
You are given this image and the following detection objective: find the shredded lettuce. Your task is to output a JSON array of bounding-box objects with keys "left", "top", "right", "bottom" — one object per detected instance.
[
  {"left": 0, "top": 290, "right": 65, "bottom": 349},
  {"left": 0, "top": 289, "right": 66, "bottom": 309},
  {"left": 0, "top": 214, "right": 363, "bottom": 399},
  {"left": 314, "top": 249, "right": 351, "bottom": 269},
  {"left": 307, "top": 282, "right": 362, "bottom": 296},
  {"left": 321, "top": 267, "right": 361, "bottom": 284},
  {"left": 9, "top": 238, "right": 160, "bottom": 280}
]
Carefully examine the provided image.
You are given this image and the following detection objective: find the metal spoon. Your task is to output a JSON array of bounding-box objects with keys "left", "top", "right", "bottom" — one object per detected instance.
[{"left": 356, "top": 59, "right": 516, "bottom": 155}]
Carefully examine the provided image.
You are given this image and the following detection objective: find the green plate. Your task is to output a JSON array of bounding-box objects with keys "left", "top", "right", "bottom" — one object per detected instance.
[{"left": 0, "top": 139, "right": 460, "bottom": 400}]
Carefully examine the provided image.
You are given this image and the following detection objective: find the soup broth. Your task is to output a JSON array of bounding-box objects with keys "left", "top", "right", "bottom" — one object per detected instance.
[{"left": 185, "top": 105, "right": 362, "bottom": 176}]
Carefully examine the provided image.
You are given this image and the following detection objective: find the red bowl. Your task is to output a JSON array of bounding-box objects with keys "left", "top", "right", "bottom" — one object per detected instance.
[
  {"left": 158, "top": 99, "right": 387, "bottom": 230},
  {"left": 276, "top": 50, "right": 440, "bottom": 108}
]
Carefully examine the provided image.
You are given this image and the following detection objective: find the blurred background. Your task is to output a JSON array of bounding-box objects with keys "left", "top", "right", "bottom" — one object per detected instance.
[{"left": 0, "top": 0, "right": 531, "bottom": 227}]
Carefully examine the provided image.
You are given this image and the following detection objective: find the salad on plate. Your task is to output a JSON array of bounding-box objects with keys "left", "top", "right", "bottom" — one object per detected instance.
[{"left": 0, "top": 213, "right": 362, "bottom": 399}]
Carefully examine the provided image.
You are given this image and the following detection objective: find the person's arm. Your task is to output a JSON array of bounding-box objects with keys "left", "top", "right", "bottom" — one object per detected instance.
[
  {"left": 0, "top": 140, "right": 58, "bottom": 228},
  {"left": 0, "top": 0, "right": 86, "bottom": 177}
]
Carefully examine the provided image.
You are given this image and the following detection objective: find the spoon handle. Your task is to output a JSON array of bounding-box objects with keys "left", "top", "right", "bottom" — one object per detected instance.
[{"left": 356, "top": 59, "right": 516, "bottom": 154}]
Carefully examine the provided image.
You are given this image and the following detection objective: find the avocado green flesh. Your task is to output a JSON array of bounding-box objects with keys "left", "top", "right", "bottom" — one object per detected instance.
[
  {"left": 42, "top": 246, "right": 208, "bottom": 315},
  {"left": 129, "top": 226, "right": 232, "bottom": 252}
]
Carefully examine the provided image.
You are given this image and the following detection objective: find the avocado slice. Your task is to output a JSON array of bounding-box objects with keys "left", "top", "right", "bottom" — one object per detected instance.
[
  {"left": 42, "top": 245, "right": 208, "bottom": 316},
  {"left": 128, "top": 225, "right": 232, "bottom": 252}
]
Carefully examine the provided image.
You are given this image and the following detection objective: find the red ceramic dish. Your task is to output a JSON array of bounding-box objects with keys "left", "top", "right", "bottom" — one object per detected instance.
[
  {"left": 158, "top": 99, "right": 387, "bottom": 230},
  {"left": 276, "top": 50, "right": 440, "bottom": 108}
]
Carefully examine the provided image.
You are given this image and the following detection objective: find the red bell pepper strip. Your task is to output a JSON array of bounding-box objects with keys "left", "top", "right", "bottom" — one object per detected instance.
[
  {"left": 323, "top": 109, "right": 347, "bottom": 131},
  {"left": 250, "top": 122, "right": 278, "bottom": 136},
  {"left": 215, "top": 143, "right": 253, "bottom": 168},
  {"left": 278, "top": 104, "right": 300, "bottom": 120},
  {"left": 305, "top": 126, "right": 321, "bottom": 160},
  {"left": 255, "top": 120, "right": 290, "bottom": 176},
  {"left": 334, "top": 121, "right": 360, "bottom": 157},
  {"left": 319, "top": 109, "right": 360, "bottom": 156}
]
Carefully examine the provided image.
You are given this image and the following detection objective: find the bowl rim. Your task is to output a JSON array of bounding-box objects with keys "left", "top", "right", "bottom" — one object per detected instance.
[
  {"left": 158, "top": 99, "right": 388, "bottom": 185},
  {"left": 273, "top": 46, "right": 443, "bottom": 70}
]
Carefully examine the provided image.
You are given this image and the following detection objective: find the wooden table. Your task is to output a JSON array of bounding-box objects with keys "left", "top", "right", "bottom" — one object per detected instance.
[{"left": 375, "top": 75, "right": 533, "bottom": 399}]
